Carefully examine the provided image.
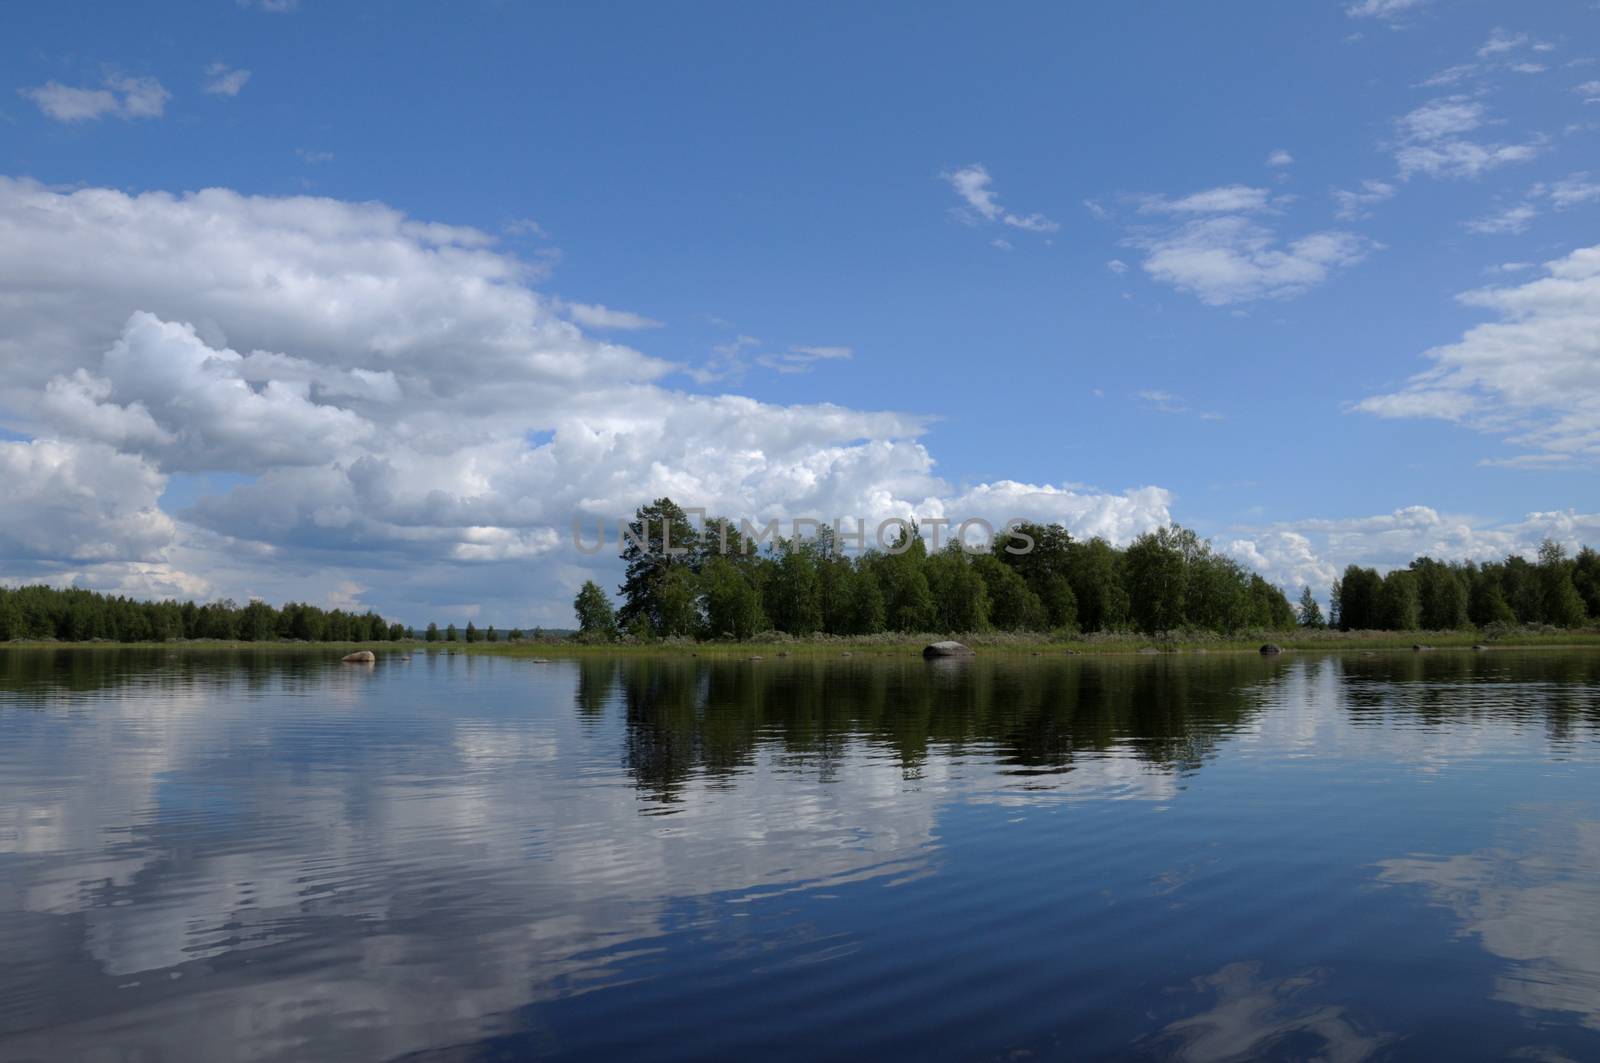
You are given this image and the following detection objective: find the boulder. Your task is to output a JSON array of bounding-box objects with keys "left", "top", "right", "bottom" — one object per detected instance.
[
  {"left": 1259, "top": 644, "right": 1282, "bottom": 656},
  {"left": 922, "top": 641, "right": 975, "bottom": 659},
  {"left": 342, "top": 650, "right": 376, "bottom": 663}
]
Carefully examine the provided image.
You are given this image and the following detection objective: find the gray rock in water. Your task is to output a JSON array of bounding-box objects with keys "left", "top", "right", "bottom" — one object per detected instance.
[
  {"left": 1259, "top": 644, "right": 1283, "bottom": 656},
  {"left": 341, "top": 650, "right": 376, "bottom": 663},
  {"left": 923, "top": 641, "right": 974, "bottom": 659}
]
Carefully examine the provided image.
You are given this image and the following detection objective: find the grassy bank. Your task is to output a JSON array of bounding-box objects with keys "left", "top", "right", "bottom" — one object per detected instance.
[{"left": 5, "top": 627, "right": 1598, "bottom": 659}]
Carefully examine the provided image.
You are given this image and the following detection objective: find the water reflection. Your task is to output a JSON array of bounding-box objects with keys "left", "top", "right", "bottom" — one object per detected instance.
[
  {"left": 0, "top": 649, "right": 1596, "bottom": 1060},
  {"left": 1145, "top": 962, "right": 1392, "bottom": 1063},
  {"left": 585, "top": 655, "right": 1282, "bottom": 801},
  {"left": 1378, "top": 814, "right": 1600, "bottom": 1031}
]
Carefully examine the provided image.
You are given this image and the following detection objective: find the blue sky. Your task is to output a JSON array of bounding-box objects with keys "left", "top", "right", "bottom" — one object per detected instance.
[{"left": 1, "top": 0, "right": 1596, "bottom": 624}]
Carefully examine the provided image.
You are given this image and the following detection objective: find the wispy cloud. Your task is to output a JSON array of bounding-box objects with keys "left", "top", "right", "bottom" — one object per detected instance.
[
  {"left": 1266, "top": 149, "right": 1294, "bottom": 168},
  {"left": 758, "top": 345, "right": 854, "bottom": 374},
  {"left": 1462, "top": 174, "right": 1600, "bottom": 236},
  {"left": 559, "top": 301, "right": 663, "bottom": 331},
  {"left": 295, "top": 147, "right": 335, "bottom": 164},
  {"left": 1420, "top": 29, "right": 1553, "bottom": 87},
  {"left": 943, "top": 164, "right": 1060, "bottom": 234},
  {"left": 1345, "top": 0, "right": 1427, "bottom": 21},
  {"left": 691, "top": 335, "right": 853, "bottom": 382},
  {"left": 1138, "top": 185, "right": 1274, "bottom": 214},
  {"left": 1477, "top": 28, "right": 1529, "bottom": 58},
  {"left": 1536, "top": 172, "right": 1600, "bottom": 209},
  {"left": 202, "top": 62, "right": 251, "bottom": 97},
  {"left": 1463, "top": 203, "right": 1537, "bottom": 235},
  {"left": 1332, "top": 179, "right": 1396, "bottom": 220},
  {"left": 503, "top": 217, "right": 549, "bottom": 239},
  {"left": 1392, "top": 97, "right": 1541, "bottom": 179},
  {"left": 1137, "top": 390, "right": 1224, "bottom": 421},
  {"left": 19, "top": 75, "right": 169, "bottom": 122},
  {"left": 688, "top": 334, "right": 759, "bottom": 383}
]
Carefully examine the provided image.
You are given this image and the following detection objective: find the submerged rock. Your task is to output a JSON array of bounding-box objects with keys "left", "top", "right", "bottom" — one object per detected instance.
[
  {"left": 1259, "top": 644, "right": 1282, "bottom": 656},
  {"left": 341, "top": 650, "right": 376, "bottom": 663},
  {"left": 922, "top": 641, "right": 974, "bottom": 659}
]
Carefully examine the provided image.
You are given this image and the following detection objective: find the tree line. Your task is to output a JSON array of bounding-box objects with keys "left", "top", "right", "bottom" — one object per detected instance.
[
  {"left": 1326, "top": 542, "right": 1599, "bottom": 631},
  {"left": 572, "top": 498, "right": 1301, "bottom": 641},
  {"left": 0, "top": 583, "right": 408, "bottom": 643},
  {"left": 420, "top": 621, "right": 529, "bottom": 643}
]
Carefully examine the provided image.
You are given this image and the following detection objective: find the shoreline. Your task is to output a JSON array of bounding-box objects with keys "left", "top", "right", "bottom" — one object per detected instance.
[{"left": 4, "top": 629, "right": 1598, "bottom": 658}]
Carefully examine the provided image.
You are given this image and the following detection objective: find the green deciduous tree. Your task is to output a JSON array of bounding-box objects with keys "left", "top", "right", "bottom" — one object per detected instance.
[
  {"left": 765, "top": 547, "right": 822, "bottom": 635},
  {"left": 1123, "top": 526, "right": 1190, "bottom": 635},
  {"left": 925, "top": 546, "right": 989, "bottom": 632},
  {"left": 1539, "top": 540, "right": 1589, "bottom": 628},
  {"left": 1336, "top": 566, "right": 1382, "bottom": 631},
  {"left": 702, "top": 556, "right": 765, "bottom": 640},
  {"left": 1377, "top": 570, "right": 1421, "bottom": 631},
  {"left": 573, "top": 580, "right": 619, "bottom": 640}
]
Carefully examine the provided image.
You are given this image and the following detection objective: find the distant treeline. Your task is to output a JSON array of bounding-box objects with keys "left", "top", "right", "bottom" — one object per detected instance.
[
  {"left": 419, "top": 621, "right": 529, "bottom": 643},
  {"left": 572, "top": 499, "right": 1600, "bottom": 642},
  {"left": 0, "top": 584, "right": 408, "bottom": 643},
  {"left": 1331, "top": 543, "right": 1599, "bottom": 631},
  {"left": 572, "top": 498, "right": 1300, "bottom": 641}
]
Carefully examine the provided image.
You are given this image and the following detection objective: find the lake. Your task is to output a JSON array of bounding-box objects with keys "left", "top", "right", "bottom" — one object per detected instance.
[{"left": 1, "top": 649, "right": 1598, "bottom": 1061}]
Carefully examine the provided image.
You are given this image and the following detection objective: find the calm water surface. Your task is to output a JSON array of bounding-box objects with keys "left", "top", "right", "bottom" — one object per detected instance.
[{"left": 1, "top": 649, "right": 1598, "bottom": 1061}]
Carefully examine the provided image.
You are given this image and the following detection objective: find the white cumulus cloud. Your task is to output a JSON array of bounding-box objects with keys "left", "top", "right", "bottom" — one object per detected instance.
[
  {"left": 0, "top": 178, "right": 1166, "bottom": 624},
  {"left": 1229, "top": 507, "right": 1600, "bottom": 593},
  {"left": 1355, "top": 245, "right": 1600, "bottom": 464},
  {"left": 1137, "top": 214, "right": 1372, "bottom": 306}
]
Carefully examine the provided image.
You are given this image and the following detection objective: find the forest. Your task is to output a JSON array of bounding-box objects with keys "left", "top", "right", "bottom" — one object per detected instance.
[
  {"left": 571, "top": 499, "right": 1600, "bottom": 642},
  {"left": 0, "top": 584, "right": 407, "bottom": 644},
  {"left": 1330, "top": 541, "right": 1599, "bottom": 632},
  {"left": 4, "top": 498, "right": 1595, "bottom": 646}
]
